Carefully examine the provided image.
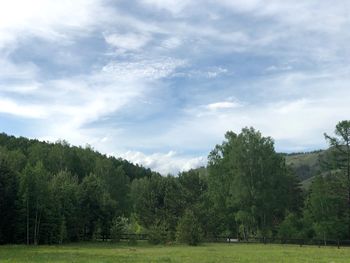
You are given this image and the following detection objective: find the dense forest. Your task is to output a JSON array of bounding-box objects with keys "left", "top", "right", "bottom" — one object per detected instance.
[{"left": 1, "top": 121, "right": 350, "bottom": 245}]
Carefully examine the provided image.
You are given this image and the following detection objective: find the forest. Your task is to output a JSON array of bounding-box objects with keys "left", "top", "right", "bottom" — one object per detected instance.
[{"left": 1, "top": 121, "right": 350, "bottom": 246}]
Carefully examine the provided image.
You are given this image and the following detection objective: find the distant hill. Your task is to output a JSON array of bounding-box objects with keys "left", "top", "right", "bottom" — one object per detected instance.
[
  {"left": 285, "top": 150, "right": 325, "bottom": 179},
  {"left": 284, "top": 150, "right": 326, "bottom": 189}
]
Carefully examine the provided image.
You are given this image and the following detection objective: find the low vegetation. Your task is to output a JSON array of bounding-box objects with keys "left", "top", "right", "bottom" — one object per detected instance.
[{"left": 1, "top": 242, "right": 350, "bottom": 263}]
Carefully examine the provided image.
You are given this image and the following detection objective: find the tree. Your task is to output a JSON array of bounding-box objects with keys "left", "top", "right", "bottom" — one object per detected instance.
[
  {"left": 208, "top": 128, "right": 299, "bottom": 237},
  {"left": 78, "top": 173, "right": 116, "bottom": 240},
  {"left": 176, "top": 209, "right": 202, "bottom": 245},
  {"left": 0, "top": 132, "right": 154, "bottom": 244},
  {"left": 277, "top": 213, "right": 302, "bottom": 240},
  {"left": 0, "top": 158, "right": 18, "bottom": 244},
  {"left": 49, "top": 171, "right": 80, "bottom": 243},
  {"left": 110, "top": 217, "right": 128, "bottom": 242},
  {"left": 95, "top": 159, "right": 130, "bottom": 215},
  {"left": 130, "top": 174, "right": 167, "bottom": 229},
  {"left": 19, "top": 162, "right": 49, "bottom": 245},
  {"left": 147, "top": 222, "right": 168, "bottom": 245},
  {"left": 324, "top": 120, "right": 350, "bottom": 236},
  {"left": 304, "top": 174, "right": 348, "bottom": 243}
]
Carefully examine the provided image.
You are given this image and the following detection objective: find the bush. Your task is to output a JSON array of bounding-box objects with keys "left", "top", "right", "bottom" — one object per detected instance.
[
  {"left": 148, "top": 223, "right": 167, "bottom": 245},
  {"left": 278, "top": 213, "right": 300, "bottom": 239},
  {"left": 176, "top": 210, "right": 202, "bottom": 246},
  {"left": 110, "top": 217, "right": 127, "bottom": 242}
]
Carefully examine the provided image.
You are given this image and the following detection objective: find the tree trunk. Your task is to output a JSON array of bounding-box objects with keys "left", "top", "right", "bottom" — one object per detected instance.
[
  {"left": 36, "top": 213, "right": 41, "bottom": 245},
  {"left": 34, "top": 202, "right": 38, "bottom": 246},
  {"left": 26, "top": 198, "right": 29, "bottom": 245}
]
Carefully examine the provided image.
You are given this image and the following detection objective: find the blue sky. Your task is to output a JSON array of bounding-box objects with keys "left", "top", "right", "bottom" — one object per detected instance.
[{"left": 1, "top": 0, "right": 350, "bottom": 174}]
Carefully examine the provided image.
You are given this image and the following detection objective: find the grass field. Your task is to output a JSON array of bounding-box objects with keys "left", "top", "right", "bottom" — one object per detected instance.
[{"left": 0, "top": 242, "right": 349, "bottom": 263}]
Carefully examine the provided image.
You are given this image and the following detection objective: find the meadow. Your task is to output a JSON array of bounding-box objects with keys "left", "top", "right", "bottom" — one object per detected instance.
[{"left": 0, "top": 242, "right": 349, "bottom": 263}]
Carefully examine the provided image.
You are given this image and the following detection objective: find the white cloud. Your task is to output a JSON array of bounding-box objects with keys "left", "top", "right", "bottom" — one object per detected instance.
[
  {"left": 0, "top": 0, "right": 112, "bottom": 49},
  {"left": 161, "top": 37, "right": 182, "bottom": 49},
  {"left": 119, "top": 150, "right": 205, "bottom": 175},
  {"left": 2, "top": 54, "right": 187, "bottom": 150},
  {"left": 104, "top": 32, "right": 151, "bottom": 51},
  {"left": 139, "top": 0, "right": 193, "bottom": 15},
  {"left": 0, "top": 59, "right": 39, "bottom": 80},
  {"left": 0, "top": 98, "right": 47, "bottom": 118},
  {"left": 215, "top": 0, "right": 350, "bottom": 32},
  {"left": 206, "top": 101, "right": 241, "bottom": 111},
  {"left": 0, "top": 84, "right": 40, "bottom": 95}
]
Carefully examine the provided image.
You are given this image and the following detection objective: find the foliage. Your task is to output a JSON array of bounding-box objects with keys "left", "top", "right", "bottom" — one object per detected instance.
[
  {"left": 0, "top": 132, "right": 153, "bottom": 244},
  {"left": 2, "top": 121, "right": 350, "bottom": 245},
  {"left": 207, "top": 128, "right": 302, "bottom": 237},
  {"left": 176, "top": 210, "right": 202, "bottom": 246},
  {"left": 110, "top": 217, "right": 128, "bottom": 242},
  {"left": 277, "top": 213, "right": 302, "bottom": 239},
  {"left": 0, "top": 158, "right": 18, "bottom": 244},
  {"left": 304, "top": 174, "right": 348, "bottom": 242},
  {"left": 147, "top": 223, "right": 168, "bottom": 245}
]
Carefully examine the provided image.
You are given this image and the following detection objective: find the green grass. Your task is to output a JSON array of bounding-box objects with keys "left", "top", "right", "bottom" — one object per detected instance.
[{"left": 1, "top": 242, "right": 350, "bottom": 262}]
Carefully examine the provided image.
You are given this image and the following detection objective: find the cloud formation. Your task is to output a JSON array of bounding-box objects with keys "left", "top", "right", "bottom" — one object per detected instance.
[{"left": 1, "top": 0, "right": 350, "bottom": 174}]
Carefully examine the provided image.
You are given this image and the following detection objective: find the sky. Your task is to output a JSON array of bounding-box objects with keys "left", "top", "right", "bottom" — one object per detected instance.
[{"left": 1, "top": 0, "right": 350, "bottom": 175}]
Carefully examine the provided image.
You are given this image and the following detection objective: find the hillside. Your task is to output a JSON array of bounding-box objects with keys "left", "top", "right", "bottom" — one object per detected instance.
[
  {"left": 285, "top": 150, "right": 324, "bottom": 179},
  {"left": 0, "top": 132, "right": 154, "bottom": 181}
]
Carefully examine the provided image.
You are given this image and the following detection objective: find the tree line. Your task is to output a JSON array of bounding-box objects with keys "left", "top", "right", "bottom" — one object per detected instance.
[{"left": 1, "top": 121, "right": 350, "bottom": 245}]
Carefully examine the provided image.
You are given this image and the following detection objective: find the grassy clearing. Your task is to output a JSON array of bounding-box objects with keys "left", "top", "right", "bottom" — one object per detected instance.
[{"left": 0, "top": 242, "right": 349, "bottom": 263}]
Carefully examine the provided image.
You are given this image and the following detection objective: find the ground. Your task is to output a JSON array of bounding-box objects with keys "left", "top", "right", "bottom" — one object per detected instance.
[{"left": 0, "top": 242, "right": 349, "bottom": 262}]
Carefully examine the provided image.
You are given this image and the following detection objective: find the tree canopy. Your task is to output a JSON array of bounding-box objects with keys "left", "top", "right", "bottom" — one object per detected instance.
[{"left": 0, "top": 122, "right": 350, "bottom": 244}]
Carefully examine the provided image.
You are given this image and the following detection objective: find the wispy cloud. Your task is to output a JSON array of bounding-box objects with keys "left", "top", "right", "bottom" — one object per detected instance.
[
  {"left": 1, "top": 0, "right": 350, "bottom": 174},
  {"left": 104, "top": 32, "right": 151, "bottom": 52}
]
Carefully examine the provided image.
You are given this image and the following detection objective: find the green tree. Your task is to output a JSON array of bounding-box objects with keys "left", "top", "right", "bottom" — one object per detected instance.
[
  {"left": 0, "top": 158, "right": 18, "bottom": 244},
  {"left": 277, "top": 213, "right": 302, "bottom": 240},
  {"left": 20, "top": 162, "right": 49, "bottom": 245},
  {"left": 324, "top": 120, "right": 350, "bottom": 236},
  {"left": 130, "top": 174, "right": 163, "bottom": 229},
  {"left": 208, "top": 128, "right": 298, "bottom": 237},
  {"left": 49, "top": 171, "right": 80, "bottom": 243},
  {"left": 110, "top": 217, "right": 128, "bottom": 242},
  {"left": 176, "top": 209, "right": 202, "bottom": 246},
  {"left": 305, "top": 174, "right": 348, "bottom": 244},
  {"left": 95, "top": 159, "right": 130, "bottom": 215},
  {"left": 78, "top": 173, "right": 115, "bottom": 240}
]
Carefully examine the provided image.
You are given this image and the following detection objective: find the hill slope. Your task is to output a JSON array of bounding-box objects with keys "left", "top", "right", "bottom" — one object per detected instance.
[
  {"left": 0, "top": 132, "right": 154, "bottom": 181},
  {"left": 285, "top": 150, "right": 326, "bottom": 181}
]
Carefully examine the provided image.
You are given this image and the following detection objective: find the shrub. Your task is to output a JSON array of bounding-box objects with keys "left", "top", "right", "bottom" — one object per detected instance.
[
  {"left": 148, "top": 223, "right": 167, "bottom": 245},
  {"left": 110, "top": 217, "right": 127, "bottom": 243},
  {"left": 176, "top": 210, "right": 202, "bottom": 246},
  {"left": 278, "top": 213, "right": 300, "bottom": 239}
]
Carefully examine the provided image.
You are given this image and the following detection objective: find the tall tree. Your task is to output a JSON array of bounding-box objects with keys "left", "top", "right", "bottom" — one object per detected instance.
[
  {"left": 208, "top": 128, "right": 299, "bottom": 238},
  {"left": 78, "top": 173, "right": 115, "bottom": 240},
  {"left": 49, "top": 171, "right": 80, "bottom": 243},
  {"left": 0, "top": 158, "right": 18, "bottom": 244},
  {"left": 304, "top": 174, "right": 348, "bottom": 243},
  {"left": 20, "top": 162, "right": 49, "bottom": 245},
  {"left": 324, "top": 120, "right": 350, "bottom": 236}
]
